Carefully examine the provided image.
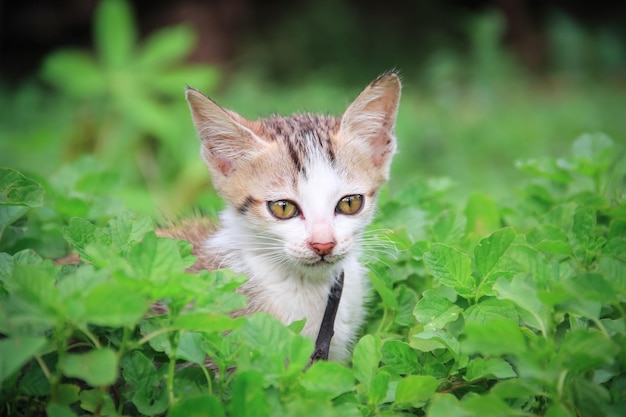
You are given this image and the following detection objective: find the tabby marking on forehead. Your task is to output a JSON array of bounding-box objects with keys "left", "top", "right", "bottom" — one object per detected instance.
[{"left": 256, "top": 114, "right": 340, "bottom": 175}]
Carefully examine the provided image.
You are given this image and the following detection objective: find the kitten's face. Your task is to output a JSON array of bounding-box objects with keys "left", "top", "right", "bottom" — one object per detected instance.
[{"left": 186, "top": 73, "right": 401, "bottom": 277}]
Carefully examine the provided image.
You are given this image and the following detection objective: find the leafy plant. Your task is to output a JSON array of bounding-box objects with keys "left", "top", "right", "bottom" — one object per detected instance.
[
  {"left": 1, "top": 132, "right": 624, "bottom": 416},
  {"left": 39, "top": 0, "right": 219, "bottom": 216}
]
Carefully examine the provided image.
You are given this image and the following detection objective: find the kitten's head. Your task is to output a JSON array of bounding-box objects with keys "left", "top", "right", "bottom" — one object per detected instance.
[{"left": 186, "top": 72, "right": 401, "bottom": 277}]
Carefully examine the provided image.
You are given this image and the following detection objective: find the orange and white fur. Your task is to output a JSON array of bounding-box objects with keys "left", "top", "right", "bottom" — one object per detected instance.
[{"left": 176, "top": 72, "right": 401, "bottom": 362}]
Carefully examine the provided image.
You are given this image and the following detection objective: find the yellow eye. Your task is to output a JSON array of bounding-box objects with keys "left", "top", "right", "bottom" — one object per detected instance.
[
  {"left": 336, "top": 194, "right": 363, "bottom": 215},
  {"left": 268, "top": 200, "right": 299, "bottom": 219}
]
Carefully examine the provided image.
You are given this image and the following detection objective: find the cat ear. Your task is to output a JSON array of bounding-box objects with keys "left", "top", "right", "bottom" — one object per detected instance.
[
  {"left": 186, "top": 87, "right": 266, "bottom": 177},
  {"left": 339, "top": 71, "right": 401, "bottom": 172}
]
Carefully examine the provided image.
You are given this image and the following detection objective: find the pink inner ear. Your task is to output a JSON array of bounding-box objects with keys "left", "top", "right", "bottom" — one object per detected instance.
[{"left": 216, "top": 157, "right": 234, "bottom": 176}]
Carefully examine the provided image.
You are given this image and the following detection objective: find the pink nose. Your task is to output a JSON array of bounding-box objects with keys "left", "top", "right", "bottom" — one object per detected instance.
[{"left": 308, "top": 241, "right": 336, "bottom": 256}]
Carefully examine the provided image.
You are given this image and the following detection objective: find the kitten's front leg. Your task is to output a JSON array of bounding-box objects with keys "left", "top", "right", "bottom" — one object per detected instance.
[{"left": 310, "top": 270, "right": 345, "bottom": 362}]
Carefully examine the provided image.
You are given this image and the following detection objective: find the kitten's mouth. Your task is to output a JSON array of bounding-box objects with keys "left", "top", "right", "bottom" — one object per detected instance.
[{"left": 304, "top": 255, "right": 343, "bottom": 268}]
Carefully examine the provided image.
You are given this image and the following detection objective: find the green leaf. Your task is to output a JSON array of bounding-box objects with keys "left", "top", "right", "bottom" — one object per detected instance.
[
  {"left": 46, "top": 403, "right": 78, "bottom": 417},
  {"left": 572, "top": 205, "right": 596, "bottom": 249},
  {"left": 228, "top": 371, "right": 270, "bottom": 417},
  {"left": 60, "top": 348, "right": 118, "bottom": 386},
  {"left": 95, "top": 0, "right": 136, "bottom": 69},
  {"left": 174, "top": 313, "right": 244, "bottom": 333},
  {"left": 474, "top": 228, "right": 517, "bottom": 297},
  {"left": 463, "top": 297, "right": 518, "bottom": 325},
  {"left": 568, "top": 132, "right": 614, "bottom": 176},
  {"left": 431, "top": 209, "right": 466, "bottom": 243},
  {"left": 413, "top": 289, "right": 462, "bottom": 330},
  {"left": 563, "top": 272, "right": 618, "bottom": 304},
  {"left": 301, "top": 361, "right": 354, "bottom": 396},
  {"left": 462, "top": 319, "right": 526, "bottom": 356},
  {"left": 79, "top": 389, "right": 117, "bottom": 415},
  {"left": 82, "top": 282, "right": 146, "bottom": 327},
  {"left": 176, "top": 332, "right": 208, "bottom": 364},
  {"left": 526, "top": 224, "right": 573, "bottom": 255},
  {"left": 556, "top": 329, "right": 619, "bottom": 373},
  {"left": 464, "top": 357, "right": 517, "bottom": 382},
  {"left": 169, "top": 396, "right": 225, "bottom": 417},
  {"left": 369, "top": 371, "right": 391, "bottom": 405},
  {"left": 0, "top": 168, "right": 44, "bottom": 207},
  {"left": 493, "top": 275, "right": 550, "bottom": 334},
  {"left": 427, "top": 393, "right": 471, "bottom": 417},
  {"left": 369, "top": 272, "right": 397, "bottom": 309},
  {"left": 461, "top": 393, "right": 516, "bottom": 417},
  {"left": 41, "top": 50, "right": 105, "bottom": 98},
  {"left": 0, "top": 336, "right": 46, "bottom": 384},
  {"left": 381, "top": 340, "right": 420, "bottom": 375},
  {"left": 63, "top": 217, "right": 111, "bottom": 261},
  {"left": 464, "top": 191, "right": 500, "bottom": 237},
  {"left": 395, "top": 375, "right": 439, "bottom": 406},
  {"left": 136, "top": 25, "right": 196, "bottom": 69},
  {"left": 127, "top": 231, "right": 194, "bottom": 282},
  {"left": 121, "top": 350, "right": 161, "bottom": 390},
  {"left": 352, "top": 334, "right": 382, "bottom": 388},
  {"left": 424, "top": 244, "right": 475, "bottom": 298}
]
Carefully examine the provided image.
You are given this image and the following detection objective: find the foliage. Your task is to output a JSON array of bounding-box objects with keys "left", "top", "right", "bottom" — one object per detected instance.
[{"left": 1, "top": 132, "right": 624, "bottom": 416}]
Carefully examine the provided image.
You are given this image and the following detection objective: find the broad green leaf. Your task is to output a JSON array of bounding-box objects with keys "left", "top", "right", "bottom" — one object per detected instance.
[
  {"left": 381, "top": 340, "right": 420, "bottom": 375},
  {"left": 136, "top": 25, "right": 196, "bottom": 69},
  {"left": 412, "top": 329, "right": 460, "bottom": 357},
  {"left": 526, "top": 225, "right": 573, "bottom": 255},
  {"left": 544, "top": 403, "right": 575, "bottom": 417},
  {"left": 169, "top": 396, "right": 225, "bottom": 417},
  {"left": 395, "top": 375, "right": 438, "bottom": 406},
  {"left": 572, "top": 205, "right": 596, "bottom": 249},
  {"left": 491, "top": 379, "right": 544, "bottom": 399},
  {"left": 127, "top": 231, "right": 194, "bottom": 282},
  {"left": 121, "top": 350, "right": 161, "bottom": 390},
  {"left": 563, "top": 272, "right": 618, "bottom": 304},
  {"left": 427, "top": 393, "right": 470, "bottom": 417},
  {"left": 464, "top": 357, "right": 516, "bottom": 382},
  {"left": 352, "top": 334, "right": 382, "bottom": 388},
  {"left": 424, "top": 244, "right": 475, "bottom": 298},
  {"left": 369, "top": 272, "right": 397, "bottom": 309},
  {"left": 78, "top": 390, "right": 117, "bottom": 415},
  {"left": 41, "top": 51, "right": 105, "bottom": 98},
  {"left": 176, "top": 332, "right": 208, "bottom": 364},
  {"left": 0, "top": 168, "right": 44, "bottom": 207},
  {"left": 301, "top": 361, "right": 354, "bottom": 396},
  {"left": 63, "top": 217, "right": 111, "bottom": 261},
  {"left": 82, "top": 282, "right": 146, "bottom": 327},
  {"left": 569, "top": 132, "right": 614, "bottom": 176},
  {"left": 239, "top": 313, "right": 291, "bottom": 356},
  {"left": 464, "top": 191, "right": 500, "bottom": 237},
  {"left": 462, "top": 319, "right": 526, "bottom": 356},
  {"left": 95, "top": 0, "right": 136, "bottom": 69},
  {"left": 598, "top": 256, "right": 626, "bottom": 297},
  {"left": 463, "top": 297, "right": 518, "bottom": 325},
  {"left": 60, "top": 348, "right": 118, "bottom": 386},
  {"left": 228, "top": 371, "right": 269, "bottom": 417},
  {"left": 556, "top": 329, "right": 619, "bottom": 373},
  {"left": 494, "top": 275, "right": 550, "bottom": 334},
  {"left": 461, "top": 393, "right": 516, "bottom": 417},
  {"left": 173, "top": 367, "right": 207, "bottom": 400},
  {"left": 430, "top": 209, "right": 466, "bottom": 243},
  {"left": 474, "top": 228, "right": 517, "bottom": 297},
  {"left": 0, "top": 336, "right": 46, "bottom": 384},
  {"left": 46, "top": 403, "right": 78, "bottom": 417},
  {"left": 413, "top": 289, "right": 462, "bottom": 330},
  {"left": 0, "top": 206, "right": 29, "bottom": 229},
  {"left": 132, "top": 384, "right": 169, "bottom": 415},
  {"left": 475, "top": 228, "right": 516, "bottom": 276},
  {"left": 174, "top": 313, "right": 244, "bottom": 333},
  {"left": 369, "top": 371, "right": 391, "bottom": 405}
]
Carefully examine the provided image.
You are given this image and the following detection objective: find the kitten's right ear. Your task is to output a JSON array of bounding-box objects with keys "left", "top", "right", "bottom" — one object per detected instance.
[{"left": 186, "top": 87, "right": 266, "bottom": 177}]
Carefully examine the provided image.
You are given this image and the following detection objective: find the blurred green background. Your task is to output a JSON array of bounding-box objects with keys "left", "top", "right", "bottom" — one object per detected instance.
[{"left": 1, "top": 0, "right": 625, "bottom": 219}]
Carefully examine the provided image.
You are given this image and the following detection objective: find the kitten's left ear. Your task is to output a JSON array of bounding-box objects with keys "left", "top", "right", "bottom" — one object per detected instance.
[{"left": 339, "top": 71, "right": 401, "bottom": 172}]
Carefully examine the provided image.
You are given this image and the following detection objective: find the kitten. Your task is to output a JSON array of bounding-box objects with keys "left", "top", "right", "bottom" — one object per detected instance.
[{"left": 169, "top": 72, "right": 401, "bottom": 362}]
